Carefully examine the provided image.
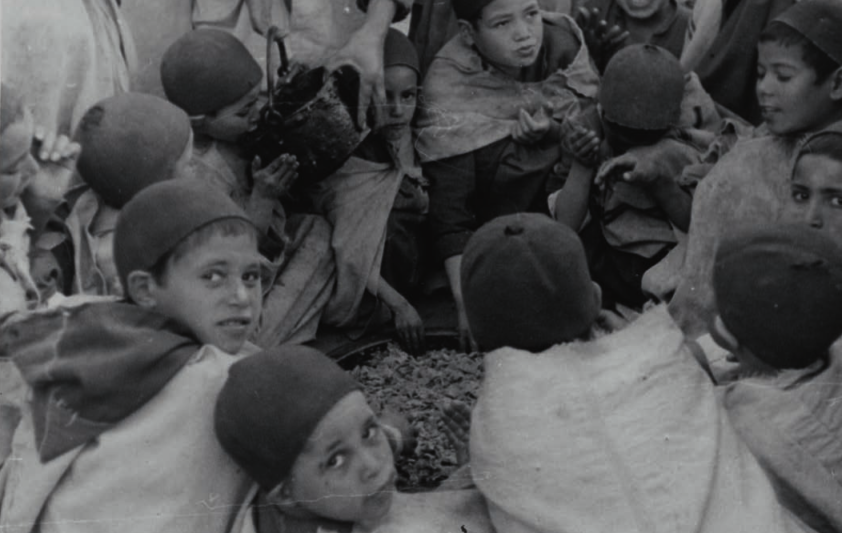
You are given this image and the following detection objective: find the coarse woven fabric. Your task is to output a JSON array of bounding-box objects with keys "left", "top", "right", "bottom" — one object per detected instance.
[
  {"left": 214, "top": 346, "right": 359, "bottom": 490},
  {"left": 470, "top": 305, "right": 809, "bottom": 533},
  {"left": 73, "top": 92, "right": 191, "bottom": 208}
]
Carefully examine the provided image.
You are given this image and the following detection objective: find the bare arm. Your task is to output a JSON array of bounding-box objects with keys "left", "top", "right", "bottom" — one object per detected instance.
[{"left": 553, "top": 159, "right": 593, "bottom": 230}]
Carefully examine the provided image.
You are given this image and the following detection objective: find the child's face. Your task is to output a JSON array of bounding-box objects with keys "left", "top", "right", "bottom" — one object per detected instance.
[
  {"left": 0, "top": 108, "right": 38, "bottom": 210},
  {"left": 377, "top": 66, "right": 418, "bottom": 142},
  {"left": 468, "top": 0, "right": 543, "bottom": 77},
  {"left": 756, "top": 41, "right": 838, "bottom": 136},
  {"left": 784, "top": 153, "right": 842, "bottom": 240},
  {"left": 201, "top": 85, "right": 262, "bottom": 143},
  {"left": 286, "top": 390, "right": 396, "bottom": 529},
  {"left": 616, "top": 0, "right": 668, "bottom": 20},
  {"left": 150, "top": 231, "right": 262, "bottom": 354}
]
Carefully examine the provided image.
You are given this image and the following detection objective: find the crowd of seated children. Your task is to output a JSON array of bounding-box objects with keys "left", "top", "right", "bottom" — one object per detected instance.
[
  {"left": 160, "top": 27, "right": 337, "bottom": 349},
  {"left": 712, "top": 224, "right": 842, "bottom": 532},
  {"left": 3, "top": 0, "right": 842, "bottom": 532},
  {"left": 671, "top": 0, "right": 842, "bottom": 337}
]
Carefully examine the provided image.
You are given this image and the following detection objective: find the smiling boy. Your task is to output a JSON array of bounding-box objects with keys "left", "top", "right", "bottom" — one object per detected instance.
[
  {"left": 669, "top": 0, "right": 842, "bottom": 337},
  {"left": 0, "top": 179, "right": 260, "bottom": 533}
]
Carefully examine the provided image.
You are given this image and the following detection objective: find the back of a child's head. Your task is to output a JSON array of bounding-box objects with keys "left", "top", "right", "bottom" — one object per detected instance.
[
  {"left": 161, "top": 29, "right": 262, "bottom": 117},
  {"left": 797, "top": 130, "right": 842, "bottom": 166},
  {"left": 74, "top": 93, "right": 192, "bottom": 208},
  {"left": 713, "top": 223, "right": 842, "bottom": 370},
  {"left": 214, "top": 345, "right": 360, "bottom": 491},
  {"left": 599, "top": 44, "right": 684, "bottom": 145},
  {"left": 114, "top": 178, "right": 255, "bottom": 296},
  {"left": 759, "top": 0, "right": 842, "bottom": 84},
  {"left": 461, "top": 213, "right": 601, "bottom": 352}
]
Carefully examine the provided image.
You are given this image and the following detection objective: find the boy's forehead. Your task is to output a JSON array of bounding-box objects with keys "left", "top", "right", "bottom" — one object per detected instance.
[
  {"left": 178, "top": 232, "right": 260, "bottom": 265},
  {"left": 758, "top": 40, "right": 812, "bottom": 68}
]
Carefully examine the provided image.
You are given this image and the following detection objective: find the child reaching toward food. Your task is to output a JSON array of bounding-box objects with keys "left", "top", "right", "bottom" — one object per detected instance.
[
  {"left": 711, "top": 223, "right": 842, "bottom": 532},
  {"left": 214, "top": 346, "right": 493, "bottom": 533}
]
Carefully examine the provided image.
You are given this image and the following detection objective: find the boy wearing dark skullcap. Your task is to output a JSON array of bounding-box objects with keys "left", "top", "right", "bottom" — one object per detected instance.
[
  {"left": 712, "top": 223, "right": 842, "bottom": 531},
  {"left": 214, "top": 346, "right": 424, "bottom": 533},
  {"left": 161, "top": 28, "right": 336, "bottom": 349},
  {"left": 417, "top": 0, "right": 602, "bottom": 350},
  {"left": 313, "top": 28, "right": 428, "bottom": 355},
  {"left": 461, "top": 213, "right": 603, "bottom": 352},
  {"left": 579, "top": 44, "right": 708, "bottom": 309},
  {"left": 671, "top": 0, "right": 842, "bottom": 337},
  {"left": 0, "top": 179, "right": 262, "bottom": 533},
  {"left": 66, "top": 93, "right": 193, "bottom": 298}
]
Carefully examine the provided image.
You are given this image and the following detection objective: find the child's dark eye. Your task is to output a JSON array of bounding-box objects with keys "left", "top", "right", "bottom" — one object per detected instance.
[
  {"left": 791, "top": 188, "right": 809, "bottom": 202},
  {"left": 203, "top": 270, "right": 226, "bottom": 283},
  {"left": 830, "top": 196, "right": 842, "bottom": 208},
  {"left": 363, "top": 423, "right": 381, "bottom": 440},
  {"left": 326, "top": 452, "right": 346, "bottom": 469},
  {"left": 243, "top": 269, "right": 261, "bottom": 285},
  {"left": 401, "top": 91, "right": 417, "bottom": 103}
]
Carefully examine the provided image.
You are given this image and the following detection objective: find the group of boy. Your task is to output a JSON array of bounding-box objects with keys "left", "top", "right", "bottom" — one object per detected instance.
[{"left": 2, "top": 0, "right": 842, "bottom": 532}]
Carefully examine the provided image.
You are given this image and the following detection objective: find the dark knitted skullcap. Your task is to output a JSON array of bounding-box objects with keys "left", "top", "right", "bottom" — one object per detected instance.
[
  {"left": 775, "top": 0, "right": 842, "bottom": 65},
  {"left": 451, "top": 0, "right": 496, "bottom": 21},
  {"left": 74, "top": 93, "right": 191, "bottom": 208},
  {"left": 461, "top": 213, "right": 600, "bottom": 352},
  {"left": 161, "top": 29, "right": 263, "bottom": 116},
  {"left": 214, "top": 346, "right": 360, "bottom": 490},
  {"left": 114, "top": 178, "right": 253, "bottom": 290},
  {"left": 600, "top": 44, "right": 684, "bottom": 130},
  {"left": 713, "top": 223, "right": 842, "bottom": 369},
  {"left": 385, "top": 28, "right": 420, "bottom": 75}
]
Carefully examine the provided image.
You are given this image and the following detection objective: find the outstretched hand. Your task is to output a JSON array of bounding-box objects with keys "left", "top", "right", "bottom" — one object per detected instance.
[
  {"left": 251, "top": 153, "right": 299, "bottom": 199},
  {"left": 25, "top": 127, "right": 81, "bottom": 205},
  {"left": 595, "top": 148, "right": 664, "bottom": 190},
  {"left": 512, "top": 107, "right": 552, "bottom": 145}
]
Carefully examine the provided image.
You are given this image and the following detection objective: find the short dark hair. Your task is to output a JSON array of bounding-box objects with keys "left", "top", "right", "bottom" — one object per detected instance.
[
  {"left": 148, "top": 218, "right": 258, "bottom": 284},
  {"left": 795, "top": 132, "right": 842, "bottom": 167},
  {"left": 760, "top": 22, "right": 841, "bottom": 84}
]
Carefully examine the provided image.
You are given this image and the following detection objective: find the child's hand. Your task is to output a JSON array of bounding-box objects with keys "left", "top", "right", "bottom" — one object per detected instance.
[
  {"left": 251, "top": 153, "right": 299, "bottom": 199},
  {"left": 567, "top": 123, "right": 601, "bottom": 165},
  {"left": 595, "top": 151, "right": 662, "bottom": 190},
  {"left": 25, "top": 127, "right": 81, "bottom": 205},
  {"left": 441, "top": 400, "right": 471, "bottom": 466},
  {"left": 380, "top": 408, "right": 417, "bottom": 456},
  {"left": 512, "top": 107, "right": 551, "bottom": 145},
  {"left": 576, "top": 7, "right": 629, "bottom": 71},
  {"left": 392, "top": 299, "right": 425, "bottom": 356}
]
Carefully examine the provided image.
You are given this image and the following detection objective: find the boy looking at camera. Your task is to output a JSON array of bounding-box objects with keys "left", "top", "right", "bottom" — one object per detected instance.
[
  {"left": 0, "top": 179, "right": 261, "bottom": 533},
  {"left": 670, "top": 0, "right": 842, "bottom": 337}
]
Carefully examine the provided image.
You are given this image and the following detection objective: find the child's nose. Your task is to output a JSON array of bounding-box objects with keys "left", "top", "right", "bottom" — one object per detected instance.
[
  {"left": 807, "top": 202, "right": 824, "bottom": 228},
  {"left": 230, "top": 280, "right": 251, "bottom": 305},
  {"left": 513, "top": 18, "right": 531, "bottom": 40},
  {"left": 359, "top": 448, "right": 385, "bottom": 482}
]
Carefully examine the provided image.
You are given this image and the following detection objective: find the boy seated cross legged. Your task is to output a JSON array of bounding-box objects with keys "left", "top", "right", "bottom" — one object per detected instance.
[{"left": 0, "top": 179, "right": 262, "bottom": 533}]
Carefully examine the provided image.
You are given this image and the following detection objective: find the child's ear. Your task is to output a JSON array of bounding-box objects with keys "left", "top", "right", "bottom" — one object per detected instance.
[
  {"left": 830, "top": 67, "right": 842, "bottom": 102},
  {"left": 267, "top": 480, "right": 297, "bottom": 509},
  {"left": 457, "top": 20, "right": 476, "bottom": 48},
  {"left": 126, "top": 270, "right": 159, "bottom": 309},
  {"left": 189, "top": 115, "right": 208, "bottom": 133},
  {"left": 709, "top": 314, "right": 740, "bottom": 353},
  {"left": 591, "top": 281, "right": 603, "bottom": 312}
]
